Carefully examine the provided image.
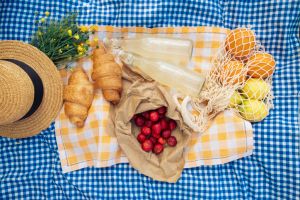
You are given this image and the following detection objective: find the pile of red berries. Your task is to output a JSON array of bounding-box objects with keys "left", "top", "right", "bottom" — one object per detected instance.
[{"left": 132, "top": 106, "right": 178, "bottom": 155}]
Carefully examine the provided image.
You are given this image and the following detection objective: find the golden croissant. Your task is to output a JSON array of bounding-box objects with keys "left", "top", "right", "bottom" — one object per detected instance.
[
  {"left": 92, "top": 45, "right": 122, "bottom": 104},
  {"left": 63, "top": 68, "right": 94, "bottom": 128}
]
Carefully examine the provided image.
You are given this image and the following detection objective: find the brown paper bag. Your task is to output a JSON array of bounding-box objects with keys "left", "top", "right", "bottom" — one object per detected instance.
[{"left": 109, "top": 66, "right": 191, "bottom": 183}]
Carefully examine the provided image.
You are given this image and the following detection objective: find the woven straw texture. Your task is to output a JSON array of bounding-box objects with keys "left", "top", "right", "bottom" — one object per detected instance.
[
  {"left": 0, "top": 41, "right": 63, "bottom": 138},
  {"left": 0, "top": 60, "right": 34, "bottom": 124}
]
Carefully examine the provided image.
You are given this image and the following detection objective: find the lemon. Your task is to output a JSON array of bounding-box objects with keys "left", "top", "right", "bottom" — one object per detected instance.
[
  {"left": 229, "top": 91, "right": 244, "bottom": 108},
  {"left": 239, "top": 99, "right": 268, "bottom": 122},
  {"left": 241, "top": 78, "right": 270, "bottom": 100}
]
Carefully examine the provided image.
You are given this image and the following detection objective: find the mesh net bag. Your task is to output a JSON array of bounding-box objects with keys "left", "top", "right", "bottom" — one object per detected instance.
[{"left": 176, "top": 27, "right": 275, "bottom": 133}]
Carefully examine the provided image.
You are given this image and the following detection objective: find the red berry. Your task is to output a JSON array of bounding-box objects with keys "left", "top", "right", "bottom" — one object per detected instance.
[
  {"left": 144, "top": 120, "right": 153, "bottom": 128},
  {"left": 149, "top": 111, "right": 159, "bottom": 122},
  {"left": 152, "top": 132, "right": 161, "bottom": 139},
  {"left": 159, "top": 113, "right": 164, "bottom": 119},
  {"left": 141, "top": 126, "right": 151, "bottom": 136},
  {"left": 161, "top": 130, "right": 171, "bottom": 139},
  {"left": 149, "top": 136, "right": 157, "bottom": 144},
  {"left": 134, "top": 116, "right": 145, "bottom": 127},
  {"left": 151, "top": 123, "right": 162, "bottom": 135},
  {"left": 160, "top": 118, "right": 168, "bottom": 130},
  {"left": 153, "top": 143, "right": 164, "bottom": 155},
  {"left": 141, "top": 140, "right": 153, "bottom": 152},
  {"left": 167, "top": 136, "right": 177, "bottom": 147},
  {"left": 157, "top": 106, "right": 167, "bottom": 115},
  {"left": 137, "top": 133, "right": 146, "bottom": 143},
  {"left": 142, "top": 112, "right": 150, "bottom": 119},
  {"left": 133, "top": 115, "right": 138, "bottom": 120},
  {"left": 158, "top": 137, "right": 166, "bottom": 145},
  {"left": 169, "top": 119, "right": 177, "bottom": 131}
]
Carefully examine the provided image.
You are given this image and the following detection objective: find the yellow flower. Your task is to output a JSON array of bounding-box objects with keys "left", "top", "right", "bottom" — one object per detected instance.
[
  {"left": 67, "top": 30, "right": 72, "bottom": 36},
  {"left": 40, "top": 18, "right": 45, "bottom": 23},
  {"left": 65, "top": 44, "right": 69, "bottom": 49},
  {"left": 37, "top": 31, "right": 42, "bottom": 36},
  {"left": 73, "top": 34, "right": 80, "bottom": 40},
  {"left": 93, "top": 37, "right": 99, "bottom": 42},
  {"left": 45, "top": 11, "right": 50, "bottom": 16},
  {"left": 58, "top": 49, "right": 63, "bottom": 54},
  {"left": 79, "top": 52, "right": 84, "bottom": 56},
  {"left": 79, "top": 43, "right": 85, "bottom": 49},
  {"left": 77, "top": 46, "right": 84, "bottom": 53},
  {"left": 89, "top": 25, "right": 99, "bottom": 32},
  {"left": 89, "top": 37, "right": 99, "bottom": 47},
  {"left": 85, "top": 40, "right": 90, "bottom": 45},
  {"left": 80, "top": 25, "right": 89, "bottom": 33}
]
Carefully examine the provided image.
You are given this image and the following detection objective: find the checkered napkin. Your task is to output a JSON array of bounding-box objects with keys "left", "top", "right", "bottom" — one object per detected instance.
[{"left": 55, "top": 26, "right": 253, "bottom": 173}]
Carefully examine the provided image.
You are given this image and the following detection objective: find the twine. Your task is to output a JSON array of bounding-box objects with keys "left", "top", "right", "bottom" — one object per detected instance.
[{"left": 174, "top": 28, "right": 275, "bottom": 133}]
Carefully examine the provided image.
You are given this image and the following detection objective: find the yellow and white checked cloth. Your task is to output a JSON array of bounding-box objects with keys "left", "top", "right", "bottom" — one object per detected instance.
[{"left": 55, "top": 26, "right": 253, "bottom": 173}]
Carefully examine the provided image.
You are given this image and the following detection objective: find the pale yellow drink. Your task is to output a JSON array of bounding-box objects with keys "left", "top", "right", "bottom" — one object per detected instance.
[
  {"left": 120, "top": 52, "right": 205, "bottom": 97},
  {"left": 105, "top": 37, "right": 193, "bottom": 67}
]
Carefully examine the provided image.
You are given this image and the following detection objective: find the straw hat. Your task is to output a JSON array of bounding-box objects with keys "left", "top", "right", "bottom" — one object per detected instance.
[{"left": 0, "top": 41, "right": 63, "bottom": 138}]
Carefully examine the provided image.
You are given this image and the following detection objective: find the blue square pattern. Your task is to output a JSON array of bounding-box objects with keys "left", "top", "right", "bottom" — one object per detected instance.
[{"left": 0, "top": 0, "right": 299, "bottom": 199}]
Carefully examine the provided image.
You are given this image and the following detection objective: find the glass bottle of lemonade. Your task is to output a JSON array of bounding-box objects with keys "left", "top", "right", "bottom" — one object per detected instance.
[
  {"left": 104, "top": 37, "right": 193, "bottom": 67},
  {"left": 119, "top": 52, "right": 205, "bottom": 97}
]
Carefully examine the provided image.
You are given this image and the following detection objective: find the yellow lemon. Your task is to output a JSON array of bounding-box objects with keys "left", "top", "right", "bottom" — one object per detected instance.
[
  {"left": 225, "top": 28, "right": 256, "bottom": 58},
  {"left": 229, "top": 91, "right": 244, "bottom": 108},
  {"left": 241, "top": 78, "right": 270, "bottom": 100},
  {"left": 239, "top": 99, "right": 268, "bottom": 122}
]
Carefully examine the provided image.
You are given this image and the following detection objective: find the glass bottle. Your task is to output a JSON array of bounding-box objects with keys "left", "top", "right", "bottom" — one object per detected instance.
[
  {"left": 104, "top": 37, "right": 193, "bottom": 67},
  {"left": 119, "top": 52, "right": 205, "bottom": 97}
]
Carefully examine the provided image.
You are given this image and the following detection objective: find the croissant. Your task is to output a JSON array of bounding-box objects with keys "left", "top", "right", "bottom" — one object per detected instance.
[
  {"left": 92, "top": 45, "right": 122, "bottom": 104},
  {"left": 63, "top": 67, "right": 94, "bottom": 128}
]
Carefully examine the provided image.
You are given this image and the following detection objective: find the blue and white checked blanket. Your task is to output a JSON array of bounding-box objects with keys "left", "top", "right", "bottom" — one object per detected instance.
[{"left": 0, "top": 0, "right": 299, "bottom": 199}]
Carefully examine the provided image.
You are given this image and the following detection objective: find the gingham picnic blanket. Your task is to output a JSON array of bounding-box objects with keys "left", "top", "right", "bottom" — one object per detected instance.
[
  {"left": 55, "top": 26, "right": 253, "bottom": 173},
  {"left": 0, "top": 0, "right": 299, "bottom": 199}
]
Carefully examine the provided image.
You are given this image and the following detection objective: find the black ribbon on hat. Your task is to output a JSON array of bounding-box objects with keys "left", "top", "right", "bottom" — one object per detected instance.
[{"left": 2, "top": 59, "right": 44, "bottom": 120}]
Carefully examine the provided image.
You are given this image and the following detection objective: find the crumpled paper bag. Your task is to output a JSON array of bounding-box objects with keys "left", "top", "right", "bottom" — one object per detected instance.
[{"left": 108, "top": 66, "right": 191, "bottom": 183}]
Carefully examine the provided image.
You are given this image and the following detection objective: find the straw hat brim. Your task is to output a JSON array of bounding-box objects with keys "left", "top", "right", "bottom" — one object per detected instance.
[{"left": 0, "top": 41, "right": 63, "bottom": 138}]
